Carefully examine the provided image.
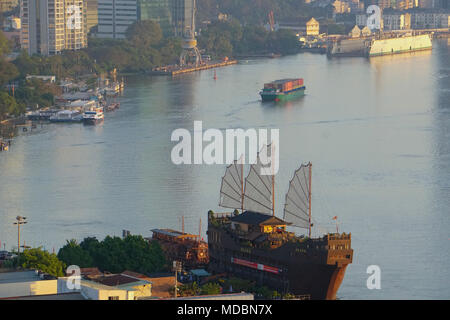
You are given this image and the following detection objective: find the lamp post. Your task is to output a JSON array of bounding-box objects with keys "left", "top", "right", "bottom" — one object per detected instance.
[
  {"left": 173, "top": 260, "right": 182, "bottom": 298},
  {"left": 13, "top": 216, "right": 27, "bottom": 255}
]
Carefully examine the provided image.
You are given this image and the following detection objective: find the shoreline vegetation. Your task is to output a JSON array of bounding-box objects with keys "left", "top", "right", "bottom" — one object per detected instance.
[
  {"left": 0, "top": 234, "right": 297, "bottom": 299},
  {"left": 0, "top": 18, "right": 301, "bottom": 128}
]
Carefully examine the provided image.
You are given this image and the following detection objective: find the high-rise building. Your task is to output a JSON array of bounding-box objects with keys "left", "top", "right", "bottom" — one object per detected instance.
[
  {"left": 171, "top": 0, "right": 194, "bottom": 37},
  {"left": 97, "top": 0, "right": 137, "bottom": 39},
  {"left": 138, "top": 0, "right": 172, "bottom": 36},
  {"left": 96, "top": 0, "right": 195, "bottom": 39},
  {"left": 65, "top": 0, "right": 88, "bottom": 50},
  {"left": 397, "top": 0, "right": 416, "bottom": 9},
  {"left": 377, "top": 0, "right": 394, "bottom": 9},
  {"left": 0, "top": 0, "right": 19, "bottom": 13},
  {"left": 86, "top": 0, "right": 98, "bottom": 33},
  {"left": 20, "top": 0, "right": 87, "bottom": 56},
  {"left": 418, "top": 0, "right": 434, "bottom": 7},
  {"left": 21, "top": 0, "right": 66, "bottom": 55},
  {"left": 432, "top": 0, "right": 449, "bottom": 8}
]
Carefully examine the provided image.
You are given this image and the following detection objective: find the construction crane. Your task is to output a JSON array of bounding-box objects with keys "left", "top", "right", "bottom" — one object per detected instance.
[{"left": 179, "top": 0, "right": 202, "bottom": 66}]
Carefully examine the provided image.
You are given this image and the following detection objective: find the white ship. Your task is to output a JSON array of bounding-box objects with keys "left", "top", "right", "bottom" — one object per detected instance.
[
  {"left": 49, "top": 110, "right": 83, "bottom": 123},
  {"left": 368, "top": 34, "right": 432, "bottom": 56},
  {"left": 327, "top": 34, "right": 433, "bottom": 57},
  {"left": 83, "top": 106, "right": 104, "bottom": 125}
]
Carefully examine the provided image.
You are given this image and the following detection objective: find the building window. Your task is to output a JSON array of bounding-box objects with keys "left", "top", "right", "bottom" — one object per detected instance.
[{"left": 108, "top": 296, "right": 119, "bottom": 300}]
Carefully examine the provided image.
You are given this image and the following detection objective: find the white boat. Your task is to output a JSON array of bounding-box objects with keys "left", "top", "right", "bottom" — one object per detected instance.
[
  {"left": 49, "top": 110, "right": 83, "bottom": 123},
  {"left": 83, "top": 106, "right": 104, "bottom": 125}
]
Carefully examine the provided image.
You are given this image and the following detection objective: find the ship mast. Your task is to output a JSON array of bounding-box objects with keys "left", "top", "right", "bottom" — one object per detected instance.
[
  {"left": 198, "top": 218, "right": 201, "bottom": 243},
  {"left": 241, "top": 157, "right": 244, "bottom": 211},
  {"left": 272, "top": 144, "right": 275, "bottom": 216},
  {"left": 308, "top": 163, "right": 312, "bottom": 237}
]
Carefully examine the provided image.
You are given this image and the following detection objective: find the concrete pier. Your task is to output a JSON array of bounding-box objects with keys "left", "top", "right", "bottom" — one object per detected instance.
[{"left": 150, "top": 60, "right": 238, "bottom": 76}]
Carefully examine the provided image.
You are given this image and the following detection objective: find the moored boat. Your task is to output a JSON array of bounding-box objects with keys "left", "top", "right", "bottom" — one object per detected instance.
[
  {"left": 49, "top": 110, "right": 83, "bottom": 123},
  {"left": 260, "top": 78, "right": 306, "bottom": 102},
  {"left": 208, "top": 145, "right": 353, "bottom": 299},
  {"left": 147, "top": 228, "right": 209, "bottom": 269},
  {"left": 83, "top": 106, "right": 104, "bottom": 125}
]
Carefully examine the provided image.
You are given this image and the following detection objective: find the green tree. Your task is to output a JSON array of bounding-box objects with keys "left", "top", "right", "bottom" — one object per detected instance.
[
  {"left": 327, "top": 23, "right": 346, "bottom": 35},
  {"left": 0, "top": 30, "right": 11, "bottom": 57},
  {"left": 0, "top": 91, "right": 18, "bottom": 120},
  {"left": 159, "top": 37, "right": 182, "bottom": 65},
  {"left": 13, "top": 51, "right": 40, "bottom": 77},
  {"left": 126, "top": 20, "right": 163, "bottom": 49},
  {"left": 271, "top": 29, "right": 300, "bottom": 55},
  {"left": 57, "top": 239, "right": 94, "bottom": 268},
  {"left": 179, "top": 281, "right": 201, "bottom": 297},
  {"left": 0, "top": 60, "right": 18, "bottom": 86},
  {"left": 200, "top": 282, "right": 222, "bottom": 295},
  {"left": 77, "top": 235, "right": 166, "bottom": 274},
  {"left": 18, "top": 247, "right": 66, "bottom": 277}
]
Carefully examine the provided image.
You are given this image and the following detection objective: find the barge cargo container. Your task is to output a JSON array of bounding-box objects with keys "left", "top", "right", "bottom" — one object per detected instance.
[{"left": 260, "top": 78, "right": 306, "bottom": 102}]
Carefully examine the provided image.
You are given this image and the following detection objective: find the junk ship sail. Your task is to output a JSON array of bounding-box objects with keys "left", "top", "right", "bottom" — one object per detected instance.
[{"left": 207, "top": 145, "right": 353, "bottom": 300}]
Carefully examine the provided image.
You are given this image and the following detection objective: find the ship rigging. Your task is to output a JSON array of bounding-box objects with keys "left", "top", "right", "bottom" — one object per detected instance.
[{"left": 219, "top": 144, "right": 314, "bottom": 236}]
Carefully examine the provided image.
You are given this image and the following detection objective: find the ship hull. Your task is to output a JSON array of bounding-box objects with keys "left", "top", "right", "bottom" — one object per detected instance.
[
  {"left": 369, "top": 34, "right": 432, "bottom": 57},
  {"left": 260, "top": 87, "right": 305, "bottom": 102},
  {"left": 83, "top": 118, "right": 103, "bottom": 125},
  {"left": 207, "top": 224, "right": 352, "bottom": 300}
]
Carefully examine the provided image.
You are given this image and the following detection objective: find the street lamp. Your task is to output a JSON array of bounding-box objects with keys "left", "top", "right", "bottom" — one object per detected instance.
[
  {"left": 13, "top": 216, "right": 27, "bottom": 255},
  {"left": 173, "top": 260, "right": 182, "bottom": 298}
]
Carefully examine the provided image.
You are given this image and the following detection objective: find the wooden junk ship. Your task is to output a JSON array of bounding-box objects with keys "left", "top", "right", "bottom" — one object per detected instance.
[{"left": 207, "top": 145, "right": 353, "bottom": 299}]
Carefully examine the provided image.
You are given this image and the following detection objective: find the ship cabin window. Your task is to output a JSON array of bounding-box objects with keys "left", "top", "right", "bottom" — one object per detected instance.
[{"left": 262, "top": 225, "right": 286, "bottom": 233}]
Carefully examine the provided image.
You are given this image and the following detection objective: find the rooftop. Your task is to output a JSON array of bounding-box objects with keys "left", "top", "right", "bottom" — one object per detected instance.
[
  {"left": 190, "top": 269, "right": 211, "bottom": 277},
  {"left": 95, "top": 274, "right": 151, "bottom": 287},
  {"left": 269, "top": 79, "right": 302, "bottom": 85},
  {"left": 151, "top": 228, "right": 199, "bottom": 239},
  {"left": 230, "top": 211, "right": 289, "bottom": 226},
  {"left": 9, "top": 292, "right": 85, "bottom": 300},
  {"left": 0, "top": 270, "right": 48, "bottom": 284}
]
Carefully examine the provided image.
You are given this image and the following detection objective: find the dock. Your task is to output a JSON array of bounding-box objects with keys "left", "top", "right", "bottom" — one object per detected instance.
[{"left": 150, "top": 60, "right": 238, "bottom": 76}]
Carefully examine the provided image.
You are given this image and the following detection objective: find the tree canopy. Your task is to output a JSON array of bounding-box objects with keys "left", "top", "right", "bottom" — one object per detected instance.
[
  {"left": 18, "top": 247, "right": 66, "bottom": 277},
  {"left": 198, "top": 20, "right": 300, "bottom": 58},
  {"left": 126, "top": 20, "right": 163, "bottom": 48},
  {"left": 197, "top": 0, "right": 329, "bottom": 24},
  {"left": 57, "top": 235, "right": 167, "bottom": 275},
  {"left": 0, "top": 30, "right": 11, "bottom": 57}
]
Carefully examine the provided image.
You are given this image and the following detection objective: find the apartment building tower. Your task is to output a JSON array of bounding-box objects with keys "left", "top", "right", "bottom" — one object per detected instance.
[{"left": 20, "top": 0, "right": 87, "bottom": 56}]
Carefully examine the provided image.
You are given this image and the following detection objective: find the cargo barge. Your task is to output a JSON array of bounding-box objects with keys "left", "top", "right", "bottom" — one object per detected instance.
[
  {"left": 207, "top": 145, "right": 353, "bottom": 299},
  {"left": 260, "top": 78, "right": 306, "bottom": 102}
]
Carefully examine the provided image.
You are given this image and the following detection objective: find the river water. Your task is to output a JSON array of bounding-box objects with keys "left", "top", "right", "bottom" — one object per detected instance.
[{"left": 0, "top": 39, "right": 449, "bottom": 299}]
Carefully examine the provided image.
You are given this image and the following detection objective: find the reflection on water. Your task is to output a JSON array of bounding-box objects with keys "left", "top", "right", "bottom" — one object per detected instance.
[{"left": 0, "top": 40, "right": 449, "bottom": 299}]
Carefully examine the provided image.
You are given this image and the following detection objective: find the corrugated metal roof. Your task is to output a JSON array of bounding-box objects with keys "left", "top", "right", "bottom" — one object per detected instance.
[
  {"left": 151, "top": 228, "right": 184, "bottom": 238},
  {"left": 190, "top": 269, "right": 211, "bottom": 277}
]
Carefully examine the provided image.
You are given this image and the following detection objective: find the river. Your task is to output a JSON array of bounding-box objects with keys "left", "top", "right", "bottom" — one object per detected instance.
[{"left": 0, "top": 39, "right": 449, "bottom": 299}]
